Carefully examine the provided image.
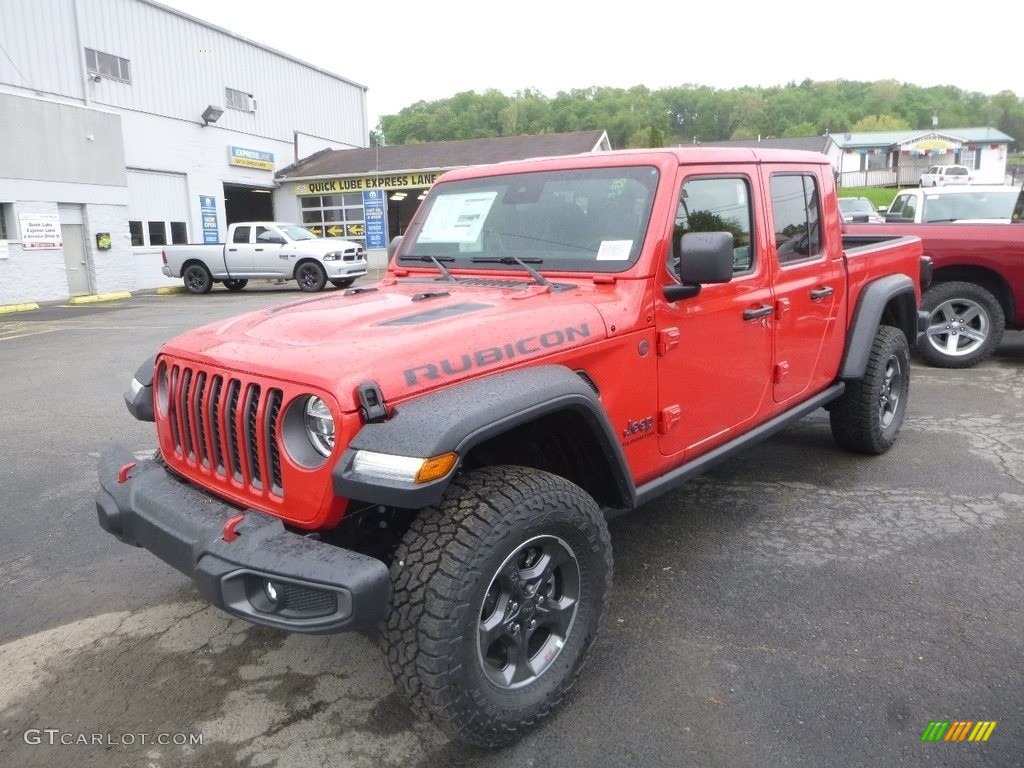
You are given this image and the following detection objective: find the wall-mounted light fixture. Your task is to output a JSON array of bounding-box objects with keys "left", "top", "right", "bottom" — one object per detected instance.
[{"left": 201, "top": 105, "right": 224, "bottom": 126}]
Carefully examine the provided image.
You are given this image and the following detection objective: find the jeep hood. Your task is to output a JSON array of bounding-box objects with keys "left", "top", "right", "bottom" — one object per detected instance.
[{"left": 161, "top": 283, "right": 608, "bottom": 411}]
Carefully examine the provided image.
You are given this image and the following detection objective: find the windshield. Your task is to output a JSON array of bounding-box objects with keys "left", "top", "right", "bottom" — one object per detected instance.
[
  {"left": 922, "top": 190, "right": 1020, "bottom": 222},
  {"left": 401, "top": 166, "right": 660, "bottom": 273},
  {"left": 839, "top": 198, "right": 874, "bottom": 214},
  {"left": 280, "top": 225, "right": 318, "bottom": 241}
]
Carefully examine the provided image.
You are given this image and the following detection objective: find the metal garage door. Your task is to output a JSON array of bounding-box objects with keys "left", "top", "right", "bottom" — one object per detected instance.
[{"left": 126, "top": 169, "right": 189, "bottom": 246}]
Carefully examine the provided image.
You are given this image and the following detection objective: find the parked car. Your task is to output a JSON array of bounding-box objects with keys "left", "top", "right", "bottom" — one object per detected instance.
[
  {"left": 839, "top": 196, "right": 884, "bottom": 223},
  {"left": 884, "top": 185, "right": 1019, "bottom": 224},
  {"left": 919, "top": 164, "right": 971, "bottom": 187},
  {"left": 99, "top": 147, "right": 927, "bottom": 748},
  {"left": 161, "top": 221, "right": 368, "bottom": 294}
]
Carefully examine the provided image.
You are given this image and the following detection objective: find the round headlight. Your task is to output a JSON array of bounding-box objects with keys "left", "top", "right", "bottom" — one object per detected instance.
[{"left": 304, "top": 396, "right": 335, "bottom": 457}]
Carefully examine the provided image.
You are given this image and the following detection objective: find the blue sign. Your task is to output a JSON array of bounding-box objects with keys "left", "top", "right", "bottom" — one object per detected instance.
[
  {"left": 362, "top": 189, "right": 388, "bottom": 250},
  {"left": 199, "top": 195, "right": 219, "bottom": 244}
]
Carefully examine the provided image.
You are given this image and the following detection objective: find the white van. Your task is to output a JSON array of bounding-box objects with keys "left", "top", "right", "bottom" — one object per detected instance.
[
  {"left": 885, "top": 185, "right": 1020, "bottom": 223},
  {"left": 919, "top": 165, "right": 971, "bottom": 187}
]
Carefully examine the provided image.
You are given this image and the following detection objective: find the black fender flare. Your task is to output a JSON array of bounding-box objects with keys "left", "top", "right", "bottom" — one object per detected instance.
[
  {"left": 125, "top": 355, "right": 157, "bottom": 422},
  {"left": 332, "top": 365, "right": 636, "bottom": 510},
  {"left": 840, "top": 274, "right": 918, "bottom": 380}
]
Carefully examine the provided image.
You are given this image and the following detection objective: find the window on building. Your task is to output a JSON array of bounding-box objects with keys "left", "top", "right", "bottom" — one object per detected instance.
[
  {"left": 0, "top": 204, "right": 10, "bottom": 239},
  {"left": 129, "top": 220, "right": 144, "bottom": 246},
  {"left": 226, "top": 87, "right": 254, "bottom": 112},
  {"left": 674, "top": 177, "right": 754, "bottom": 274},
  {"left": 85, "top": 48, "right": 131, "bottom": 83},
  {"left": 770, "top": 174, "right": 822, "bottom": 264},
  {"left": 147, "top": 221, "right": 167, "bottom": 246},
  {"left": 299, "top": 193, "right": 366, "bottom": 244},
  {"left": 170, "top": 222, "right": 188, "bottom": 244}
]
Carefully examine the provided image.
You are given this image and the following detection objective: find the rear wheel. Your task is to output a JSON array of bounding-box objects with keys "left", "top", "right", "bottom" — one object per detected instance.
[
  {"left": 918, "top": 281, "right": 1004, "bottom": 368},
  {"left": 295, "top": 261, "right": 327, "bottom": 292},
  {"left": 329, "top": 277, "right": 355, "bottom": 288},
  {"left": 182, "top": 263, "right": 212, "bottom": 294},
  {"left": 382, "top": 466, "right": 612, "bottom": 748},
  {"left": 222, "top": 279, "right": 248, "bottom": 292},
  {"left": 830, "top": 325, "right": 910, "bottom": 455}
]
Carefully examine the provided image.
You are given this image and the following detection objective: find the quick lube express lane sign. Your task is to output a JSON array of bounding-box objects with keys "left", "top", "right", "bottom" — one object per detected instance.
[{"left": 297, "top": 171, "right": 443, "bottom": 194}]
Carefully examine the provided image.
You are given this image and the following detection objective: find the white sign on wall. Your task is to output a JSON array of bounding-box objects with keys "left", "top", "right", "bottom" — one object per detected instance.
[{"left": 19, "top": 213, "right": 62, "bottom": 249}]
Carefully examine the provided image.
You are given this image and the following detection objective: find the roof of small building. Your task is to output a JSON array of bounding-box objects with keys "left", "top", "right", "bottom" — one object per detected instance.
[
  {"left": 829, "top": 127, "right": 1014, "bottom": 148},
  {"left": 277, "top": 130, "right": 611, "bottom": 180}
]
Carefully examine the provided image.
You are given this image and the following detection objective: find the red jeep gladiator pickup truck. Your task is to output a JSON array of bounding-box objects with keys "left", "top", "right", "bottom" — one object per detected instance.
[
  {"left": 97, "top": 148, "right": 926, "bottom": 747},
  {"left": 847, "top": 193, "right": 1024, "bottom": 367}
]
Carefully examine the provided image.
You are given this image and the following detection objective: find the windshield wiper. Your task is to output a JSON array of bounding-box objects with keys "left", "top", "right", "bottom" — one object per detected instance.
[
  {"left": 470, "top": 256, "right": 549, "bottom": 287},
  {"left": 400, "top": 254, "right": 457, "bottom": 282}
]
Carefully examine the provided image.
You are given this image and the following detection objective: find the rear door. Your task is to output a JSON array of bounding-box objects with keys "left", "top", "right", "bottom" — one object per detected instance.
[
  {"left": 656, "top": 167, "right": 774, "bottom": 458},
  {"left": 763, "top": 169, "right": 845, "bottom": 404},
  {"left": 225, "top": 225, "right": 255, "bottom": 274}
]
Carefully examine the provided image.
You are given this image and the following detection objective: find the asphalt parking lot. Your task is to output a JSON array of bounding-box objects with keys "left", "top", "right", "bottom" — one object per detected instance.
[{"left": 1, "top": 284, "right": 1022, "bottom": 768}]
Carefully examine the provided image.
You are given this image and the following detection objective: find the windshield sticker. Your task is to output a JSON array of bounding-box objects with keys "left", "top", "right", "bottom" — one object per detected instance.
[
  {"left": 418, "top": 192, "right": 498, "bottom": 244},
  {"left": 596, "top": 240, "right": 633, "bottom": 261}
]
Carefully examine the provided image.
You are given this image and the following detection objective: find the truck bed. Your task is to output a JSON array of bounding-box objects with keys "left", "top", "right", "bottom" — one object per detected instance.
[{"left": 845, "top": 222, "right": 1024, "bottom": 328}]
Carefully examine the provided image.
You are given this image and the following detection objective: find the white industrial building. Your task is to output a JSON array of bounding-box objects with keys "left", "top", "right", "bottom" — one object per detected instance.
[{"left": 0, "top": 0, "right": 368, "bottom": 306}]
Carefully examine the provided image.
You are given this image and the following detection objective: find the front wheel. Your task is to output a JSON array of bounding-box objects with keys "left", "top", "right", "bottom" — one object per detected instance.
[
  {"left": 182, "top": 263, "right": 212, "bottom": 294},
  {"left": 329, "top": 277, "right": 355, "bottom": 288},
  {"left": 918, "top": 281, "right": 1005, "bottom": 368},
  {"left": 295, "top": 262, "right": 327, "bottom": 292},
  {"left": 382, "top": 466, "right": 612, "bottom": 748},
  {"left": 222, "top": 279, "right": 248, "bottom": 292},
  {"left": 830, "top": 325, "right": 910, "bottom": 455}
]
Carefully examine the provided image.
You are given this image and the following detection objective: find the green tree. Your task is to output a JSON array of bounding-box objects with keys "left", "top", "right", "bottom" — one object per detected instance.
[{"left": 851, "top": 114, "right": 911, "bottom": 132}]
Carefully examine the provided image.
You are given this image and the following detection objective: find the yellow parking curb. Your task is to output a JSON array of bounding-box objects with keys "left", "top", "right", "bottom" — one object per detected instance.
[
  {"left": 68, "top": 291, "right": 132, "bottom": 305},
  {"left": 0, "top": 302, "right": 40, "bottom": 315},
  {"left": 155, "top": 286, "right": 187, "bottom": 295}
]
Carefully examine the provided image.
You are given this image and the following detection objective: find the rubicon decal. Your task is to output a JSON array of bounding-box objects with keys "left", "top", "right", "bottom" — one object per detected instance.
[
  {"left": 403, "top": 323, "right": 591, "bottom": 385},
  {"left": 920, "top": 720, "right": 997, "bottom": 742}
]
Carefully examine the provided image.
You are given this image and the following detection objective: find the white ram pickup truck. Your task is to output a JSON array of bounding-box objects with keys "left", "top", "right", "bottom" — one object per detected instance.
[{"left": 162, "top": 222, "right": 368, "bottom": 293}]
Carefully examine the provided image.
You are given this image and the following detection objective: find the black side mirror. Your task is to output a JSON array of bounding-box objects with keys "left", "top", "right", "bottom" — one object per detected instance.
[
  {"left": 664, "top": 231, "right": 734, "bottom": 302},
  {"left": 387, "top": 235, "right": 403, "bottom": 259}
]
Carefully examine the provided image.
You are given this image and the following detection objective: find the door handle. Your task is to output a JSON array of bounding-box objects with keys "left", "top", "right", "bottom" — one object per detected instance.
[
  {"left": 255, "top": 248, "right": 264, "bottom": 251},
  {"left": 810, "top": 286, "right": 834, "bottom": 301},
  {"left": 743, "top": 305, "right": 774, "bottom": 321},
  {"left": 227, "top": 248, "right": 237, "bottom": 252}
]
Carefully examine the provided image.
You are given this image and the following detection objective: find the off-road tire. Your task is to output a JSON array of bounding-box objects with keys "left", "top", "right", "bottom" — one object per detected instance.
[
  {"left": 381, "top": 466, "right": 612, "bottom": 748},
  {"left": 295, "top": 261, "right": 327, "bottom": 292},
  {"left": 329, "top": 277, "right": 356, "bottom": 288},
  {"left": 222, "top": 279, "right": 248, "bottom": 292},
  {"left": 830, "top": 325, "right": 910, "bottom": 455},
  {"left": 918, "top": 281, "right": 1004, "bottom": 369},
  {"left": 182, "top": 263, "right": 212, "bottom": 294}
]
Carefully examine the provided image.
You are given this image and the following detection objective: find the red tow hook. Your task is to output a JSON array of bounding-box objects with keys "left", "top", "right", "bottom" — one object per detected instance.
[
  {"left": 117, "top": 462, "right": 137, "bottom": 484},
  {"left": 222, "top": 514, "right": 246, "bottom": 543}
]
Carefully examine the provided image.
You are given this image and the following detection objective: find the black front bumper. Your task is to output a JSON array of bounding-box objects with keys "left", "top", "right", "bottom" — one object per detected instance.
[{"left": 96, "top": 447, "right": 389, "bottom": 633}]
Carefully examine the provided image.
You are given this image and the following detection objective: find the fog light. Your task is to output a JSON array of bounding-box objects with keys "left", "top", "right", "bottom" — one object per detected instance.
[{"left": 263, "top": 579, "right": 280, "bottom": 605}]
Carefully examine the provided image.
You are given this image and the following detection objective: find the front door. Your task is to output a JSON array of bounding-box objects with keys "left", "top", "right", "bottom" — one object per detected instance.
[
  {"left": 253, "top": 225, "right": 287, "bottom": 275},
  {"left": 763, "top": 170, "right": 845, "bottom": 404},
  {"left": 224, "top": 224, "right": 256, "bottom": 275},
  {"left": 60, "top": 224, "right": 91, "bottom": 296},
  {"left": 656, "top": 169, "right": 774, "bottom": 458}
]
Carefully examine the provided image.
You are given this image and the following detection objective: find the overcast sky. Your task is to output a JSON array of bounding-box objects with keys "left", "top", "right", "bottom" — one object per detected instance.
[{"left": 159, "top": 0, "right": 1023, "bottom": 131}]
